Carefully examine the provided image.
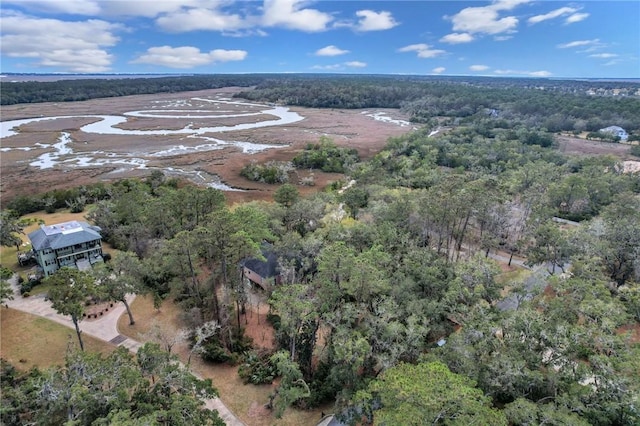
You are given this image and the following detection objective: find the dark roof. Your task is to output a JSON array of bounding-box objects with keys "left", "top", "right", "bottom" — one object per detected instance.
[
  {"left": 28, "top": 221, "right": 102, "bottom": 251},
  {"left": 241, "top": 245, "right": 279, "bottom": 279}
]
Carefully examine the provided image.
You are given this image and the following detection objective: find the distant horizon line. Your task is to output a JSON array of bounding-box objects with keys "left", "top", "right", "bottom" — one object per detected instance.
[{"left": 1, "top": 71, "right": 638, "bottom": 81}]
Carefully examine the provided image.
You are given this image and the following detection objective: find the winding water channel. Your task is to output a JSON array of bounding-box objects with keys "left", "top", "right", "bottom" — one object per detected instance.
[{"left": 1, "top": 97, "right": 305, "bottom": 190}]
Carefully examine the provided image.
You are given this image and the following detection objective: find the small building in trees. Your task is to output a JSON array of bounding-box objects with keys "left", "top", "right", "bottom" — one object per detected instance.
[
  {"left": 599, "top": 126, "right": 628, "bottom": 141},
  {"left": 27, "top": 221, "right": 103, "bottom": 277},
  {"left": 241, "top": 245, "right": 280, "bottom": 291}
]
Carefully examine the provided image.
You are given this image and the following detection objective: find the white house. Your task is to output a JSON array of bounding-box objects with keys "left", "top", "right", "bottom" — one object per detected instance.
[
  {"left": 28, "top": 221, "right": 103, "bottom": 277},
  {"left": 599, "top": 126, "right": 629, "bottom": 141}
]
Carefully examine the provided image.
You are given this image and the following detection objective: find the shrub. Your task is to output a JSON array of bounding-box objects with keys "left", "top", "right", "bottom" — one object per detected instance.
[
  {"left": 302, "top": 361, "right": 341, "bottom": 408},
  {"left": 20, "top": 283, "right": 32, "bottom": 295},
  {"left": 0, "top": 267, "right": 13, "bottom": 281},
  {"left": 292, "top": 137, "right": 359, "bottom": 173},
  {"left": 237, "top": 350, "right": 277, "bottom": 385},
  {"left": 198, "top": 328, "right": 252, "bottom": 364},
  {"left": 240, "top": 161, "right": 293, "bottom": 184},
  {"left": 630, "top": 144, "right": 640, "bottom": 157},
  {"left": 200, "top": 339, "right": 235, "bottom": 364},
  {"left": 267, "top": 313, "right": 281, "bottom": 329}
]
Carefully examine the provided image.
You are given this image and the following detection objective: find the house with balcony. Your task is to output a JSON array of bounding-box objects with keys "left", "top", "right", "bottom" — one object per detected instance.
[{"left": 28, "top": 220, "right": 103, "bottom": 277}]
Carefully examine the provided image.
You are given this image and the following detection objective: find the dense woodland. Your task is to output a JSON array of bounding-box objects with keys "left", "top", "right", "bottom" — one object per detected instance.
[{"left": 1, "top": 76, "right": 640, "bottom": 425}]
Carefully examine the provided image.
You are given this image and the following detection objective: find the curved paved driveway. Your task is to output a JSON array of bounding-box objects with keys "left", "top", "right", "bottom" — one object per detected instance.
[{"left": 5, "top": 276, "right": 245, "bottom": 426}]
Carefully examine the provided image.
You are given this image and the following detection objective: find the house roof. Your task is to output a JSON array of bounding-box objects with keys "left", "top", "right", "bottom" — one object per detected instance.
[
  {"left": 241, "top": 244, "right": 279, "bottom": 279},
  {"left": 28, "top": 221, "right": 102, "bottom": 251},
  {"left": 600, "top": 126, "right": 626, "bottom": 133}
]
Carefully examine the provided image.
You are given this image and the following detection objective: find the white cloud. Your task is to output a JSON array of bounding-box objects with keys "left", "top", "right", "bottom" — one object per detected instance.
[
  {"left": 354, "top": 10, "right": 399, "bottom": 31},
  {"left": 0, "top": 12, "right": 122, "bottom": 72},
  {"left": 470, "top": 64, "right": 489, "bottom": 71},
  {"left": 565, "top": 13, "right": 589, "bottom": 24},
  {"left": 316, "top": 45, "right": 349, "bottom": 56},
  {"left": 262, "top": 0, "right": 333, "bottom": 32},
  {"left": 1, "top": 0, "right": 102, "bottom": 15},
  {"left": 432, "top": 67, "right": 446, "bottom": 74},
  {"left": 99, "top": 0, "right": 209, "bottom": 18},
  {"left": 447, "top": 0, "right": 531, "bottom": 36},
  {"left": 440, "top": 33, "right": 474, "bottom": 44},
  {"left": 494, "top": 69, "right": 552, "bottom": 77},
  {"left": 528, "top": 7, "right": 577, "bottom": 24},
  {"left": 589, "top": 53, "right": 618, "bottom": 59},
  {"left": 156, "top": 7, "right": 251, "bottom": 33},
  {"left": 398, "top": 43, "right": 446, "bottom": 58},
  {"left": 2, "top": 0, "right": 217, "bottom": 19},
  {"left": 132, "top": 46, "right": 247, "bottom": 69},
  {"left": 557, "top": 39, "right": 600, "bottom": 49},
  {"left": 311, "top": 64, "right": 342, "bottom": 70},
  {"left": 494, "top": 35, "right": 513, "bottom": 41},
  {"left": 311, "top": 61, "right": 366, "bottom": 70}
]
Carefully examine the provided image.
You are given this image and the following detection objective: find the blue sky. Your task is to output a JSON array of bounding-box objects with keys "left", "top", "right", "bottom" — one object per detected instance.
[{"left": 1, "top": 0, "right": 638, "bottom": 78}]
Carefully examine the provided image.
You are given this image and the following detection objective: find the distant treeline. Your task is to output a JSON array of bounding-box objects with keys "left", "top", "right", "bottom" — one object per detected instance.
[
  {"left": 3, "top": 73, "right": 639, "bottom": 134},
  {"left": 0, "top": 74, "right": 268, "bottom": 105},
  {"left": 235, "top": 75, "right": 640, "bottom": 132}
]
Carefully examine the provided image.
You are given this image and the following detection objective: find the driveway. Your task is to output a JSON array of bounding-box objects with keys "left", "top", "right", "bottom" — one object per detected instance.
[{"left": 5, "top": 275, "right": 245, "bottom": 426}]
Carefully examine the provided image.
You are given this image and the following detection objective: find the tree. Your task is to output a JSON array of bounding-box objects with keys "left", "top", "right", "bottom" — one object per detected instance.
[
  {"left": 341, "top": 187, "right": 369, "bottom": 219},
  {"left": 0, "top": 210, "right": 24, "bottom": 250},
  {"left": 270, "top": 284, "right": 317, "bottom": 362},
  {"left": 93, "top": 251, "right": 145, "bottom": 325},
  {"left": 594, "top": 193, "right": 640, "bottom": 286},
  {"left": 357, "top": 360, "right": 507, "bottom": 426},
  {"left": 1, "top": 345, "right": 224, "bottom": 426},
  {"left": 267, "top": 351, "right": 311, "bottom": 418},
  {"left": 525, "top": 221, "right": 572, "bottom": 274},
  {"left": 44, "top": 268, "right": 96, "bottom": 351},
  {"left": 0, "top": 266, "right": 14, "bottom": 306},
  {"left": 0, "top": 281, "right": 14, "bottom": 306},
  {"left": 274, "top": 183, "right": 299, "bottom": 207}
]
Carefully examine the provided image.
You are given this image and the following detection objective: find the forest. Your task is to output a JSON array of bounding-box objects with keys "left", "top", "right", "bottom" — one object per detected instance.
[{"left": 1, "top": 75, "right": 640, "bottom": 425}]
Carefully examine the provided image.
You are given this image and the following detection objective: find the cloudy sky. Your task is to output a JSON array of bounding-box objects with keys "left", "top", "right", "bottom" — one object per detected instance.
[{"left": 1, "top": 0, "right": 638, "bottom": 78}]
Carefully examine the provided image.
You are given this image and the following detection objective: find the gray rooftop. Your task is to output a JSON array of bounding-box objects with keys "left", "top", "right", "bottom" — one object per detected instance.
[{"left": 28, "top": 221, "right": 102, "bottom": 251}]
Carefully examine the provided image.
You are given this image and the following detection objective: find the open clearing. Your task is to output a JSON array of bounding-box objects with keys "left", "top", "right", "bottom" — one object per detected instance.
[
  {"left": 1, "top": 87, "right": 416, "bottom": 205},
  {"left": 0, "top": 307, "right": 115, "bottom": 371},
  {"left": 118, "top": 294, "right": 322, "bottom": 426},
  {"left": 557, "top": 134, "right": 635, "bottom": 157}
]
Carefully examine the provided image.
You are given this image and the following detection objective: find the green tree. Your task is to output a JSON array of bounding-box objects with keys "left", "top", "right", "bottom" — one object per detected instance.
[
  {"left": 0, "top": 210, "right": 23, "bottom": 250},
  {"left": 267, "top": 351, "right": 311, "bottom": 418},
  {"left": 0, "top": 280, "right": 14, "bottom": 306},
  {"left": 525, "top": 221, "right": 572, "bottom": 274},
  {"left": 595, "top": 193, "right": 640, "bottom": 286},
  {"left": 93, "top": 251, "right": 145, "bottom": 325},
  {"left": 270, "top": 284, "right": 317, "bottom": 362},
  {"left": 274, "top": 183, "right": 300, "bottom": 207},
  {"left": 0, "top": 266, "right": 14, "bottom": 305},
  {"left": 45, "top": 268, "right": 96, "bottom": 351},
  {"left": 341, "top": 187, "right": 369, "bottom": 219},
  {"left": 1, "top": 345, "right": 224, "bottom": 426},
  {"left": 358, "top": 360, "right": 507, "bottom": 426}
]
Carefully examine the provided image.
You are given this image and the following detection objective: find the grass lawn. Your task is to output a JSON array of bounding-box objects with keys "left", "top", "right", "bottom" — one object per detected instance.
[
  {"left": 0, "top": 307, "right": 116, "bottom": 371},
  {"left": 496, "top": 266, "right": 532, "bottom": 286},
  {"left": 119, "top": 295, "right": 326, "bottom": 426}
]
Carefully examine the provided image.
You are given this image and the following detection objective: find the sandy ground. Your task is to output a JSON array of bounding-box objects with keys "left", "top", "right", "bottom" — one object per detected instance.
[
  {"left": 556, "top": 134, "right": 634, "bottom": 157},
  {"left": 1, "top": 87, "right": 416, "bottom": 205}
]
